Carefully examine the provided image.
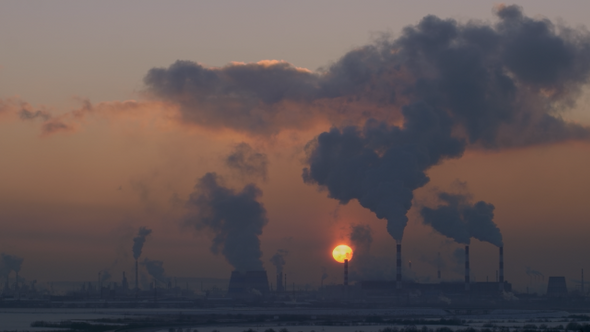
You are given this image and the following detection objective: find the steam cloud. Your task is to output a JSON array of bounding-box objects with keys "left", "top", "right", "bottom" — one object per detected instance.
[
  {"left": 421, "top": 192, "right": 503, "bottom": 247},
  {"left": 141, "top": 258, "right": 167, "bottom": 284},
  {"left": 226, "top": 142, "right": 269, "bottom": 181},
  {"left": 132, "top": 226, "right": 152, "bottom": 260},
  {"left": 270, "top": 249, "right": 288, "bottom": 275},
  {"left": 185, "top": 172, "right": 268, "bottom": 271}
]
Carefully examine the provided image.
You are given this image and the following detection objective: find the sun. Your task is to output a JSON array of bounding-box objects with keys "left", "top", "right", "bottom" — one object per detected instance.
[{"left": 332, "top": 244, "right": 353, "bottom": 263}]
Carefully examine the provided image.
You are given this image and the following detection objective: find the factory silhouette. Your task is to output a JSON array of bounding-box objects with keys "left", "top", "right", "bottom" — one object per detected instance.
[{"left": 1, "top": 225, "right": 587, "bottom": 309}]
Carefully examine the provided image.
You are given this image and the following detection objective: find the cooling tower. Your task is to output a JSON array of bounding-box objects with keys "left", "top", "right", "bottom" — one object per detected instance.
[
  {"left": 396, "top": 244, "right": 402, "bottom": 289},
  {"left": 547, "top": 276, "right": 568, "bottom": 297},
  {"left": 465, "top": 245, "right": 470, "bottom": 291}
]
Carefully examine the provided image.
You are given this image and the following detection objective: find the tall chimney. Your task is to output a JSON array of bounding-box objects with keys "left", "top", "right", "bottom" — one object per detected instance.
[
  {"left": 465, "top": 245, "right": 470, "bottom": 291},
  {"left": 396, "top": 244, "right": 402, "bottom": 289},
  {"left": 135, "top": 259, "right": 139, "bottom": 297},
  {"left": 344, "top": 259, "right": 349, "bottom": 286},
  {"left": 499, "top": 246, "right": 504, "bottom": 292},
  {"left": 437, "top": 252, "right": 441, "bottom": 281}
]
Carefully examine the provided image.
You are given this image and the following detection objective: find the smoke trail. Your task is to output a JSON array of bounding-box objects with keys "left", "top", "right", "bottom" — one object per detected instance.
[
  {"left": 132, "top": 226, "right": 152, "bottom": 260},
  {"left": 185, "top": 172, "right": 268, "bottom": 271},
  {"left": 141, "top": 258, "right": 167, "bottom": 284},
  {"left": 421, "top": 192, "right": 503, "bottom": 247},
  {"left": 270, "top": 249, "right": 288, "bottom": 275},
  {"left": 226, "top": 142, "right": 269, "bottom": 181},
  {"left": 1, "top": 253, "right": 24, "bottom": 274}
]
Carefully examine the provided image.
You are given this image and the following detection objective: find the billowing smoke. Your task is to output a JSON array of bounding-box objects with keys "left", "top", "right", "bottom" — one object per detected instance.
[
  {"left": 132, "top": 226, "right": 152, "bottom": 260},
  {"left": 270, "top": 249, "right": 288, "bottom": 275},
  {"left": 185, "top": 172, "right": 268, "bottom": 271},
  {"left": 304, "top": 106, "right": 464, "bottom": 242},
  {"left": 1, "top": 253, "right": 24, "bottom": 275},
  {"left": 145, "top": 5, "right": 590, "bottom": 146},
  {"left": 421, "top": 192, "right": 503, "bottom": 247},
  {"left": 526, "top": 266, "right": 545, "bottom": 281},
  {"left": 226, "top": 142, "right": 269, "bottom": 181},
  {"left": 141, "top": 258, "right": 167, "bottom": 284}
]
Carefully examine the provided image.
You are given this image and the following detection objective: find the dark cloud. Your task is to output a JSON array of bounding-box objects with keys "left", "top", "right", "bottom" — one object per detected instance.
[
  {"left": 185, "top": 172, "right": 268, "bottom": 271},
  {"left": 19, "top": 109, "right": 51, "bottom": 121},
  {"left": 145, "top": 6, "right": 590, "bottom": 146},
  {"left": 421, "top": 192, "right": 503, "bottom": 247},
  {"left": 226, "top": 142, "right": 269, "bottom": 181},
  {"left": 132, "top": 227, "right": 152, "bottom": 260}
]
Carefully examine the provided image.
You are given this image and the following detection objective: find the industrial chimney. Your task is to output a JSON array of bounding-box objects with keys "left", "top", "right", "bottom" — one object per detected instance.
[
  {"left": 499, "top": 246, "right": 504, "bottom": 292},
  {"left": 465, "top": 245, "right": 470, "bottom": 291},
  {"left": 437, "top": 252, "right": 441, "bottom": 281},
  {"left": 135, "top": 259, "right": 139, "bottom": 296},
  {"left": 344, "top": 259, "right": 349, "bottom": 286},
  {"left": 396, "top": 244, "right": 402, "bottom": 289}
]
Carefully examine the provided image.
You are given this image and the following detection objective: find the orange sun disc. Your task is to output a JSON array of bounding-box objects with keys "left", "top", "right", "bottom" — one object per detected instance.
[{"left": 332, "top": 244, "right": 353, "bottom": 263}]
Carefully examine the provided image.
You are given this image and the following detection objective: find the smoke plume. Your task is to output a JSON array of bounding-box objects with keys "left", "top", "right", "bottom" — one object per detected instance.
[
  {"left": 304, "top": 107, "right": 464, "bottom": 242},
  {"left": 421, "top": 192, "right": 503, "bottom": 247},
  {"left": 141, "top": 258, "right": 167, "bottom": 284},
  {"left": 226, "top": 142, "right": 269, "bottom": 181},
  {"left": 270, "top": 249, "right": 288, "bottom": 275},
  {"left": 185, "top": 172, "right": 268, "bottom": 271},
  {"left": 132, "top": 226, "right": 152, "bottom": 260},
  {"left": 145, "top": 6, "right": 590, "bottom": 145},
  {"left": 1, "top": 253, "right": 24, "bottom": 274}
]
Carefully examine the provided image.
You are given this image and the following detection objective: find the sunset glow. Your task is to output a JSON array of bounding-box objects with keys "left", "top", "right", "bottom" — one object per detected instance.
[{"left": 332, "top": 244, "right": 353, "bottom": 263}]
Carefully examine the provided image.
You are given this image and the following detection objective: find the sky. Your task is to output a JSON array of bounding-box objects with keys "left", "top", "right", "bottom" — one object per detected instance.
[{"left": 1, "top": 1, "right": 590, "bottom": 294}]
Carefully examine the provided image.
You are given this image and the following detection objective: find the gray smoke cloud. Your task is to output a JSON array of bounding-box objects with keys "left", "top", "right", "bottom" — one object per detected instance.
[
  {"left": 270, "top": 249, "right": 288, "bottom": 275},
  {"left": 19, "top": 109, "right": 51, "bottom": 121},
  {"left": 185, "top": 172, "right": 268, "bottom": 271},
  {"left": 145, "top": 5, "right": 590, "bottom": 146},
  {"left": 226, "top": 142, "right": 269, "bottom": 181},
  {"left": 132, "top": 226, "right": 152, "bottom": 260},
  {"left": 421, "top": 192, "right": 503, "bottom": 247},
  {"left": 304, "top": 107, "right": 464, "bottom": 242},
  {"left": 141, "top": 258, "right": 167, "bottom": 284},
  {"left": 1, "top": 253, "right": 24, "bottom": 274}
]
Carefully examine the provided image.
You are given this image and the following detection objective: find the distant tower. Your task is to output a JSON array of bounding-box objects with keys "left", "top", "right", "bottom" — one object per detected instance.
[
  {"left": 465, "top": 245, "right": 470, "bottom": 291},
  {"left": 499, "top": 246, "right": 504, "bottom": 292},
  {"left": 396, "top": 244, "right": 402, "bottom": 289}
]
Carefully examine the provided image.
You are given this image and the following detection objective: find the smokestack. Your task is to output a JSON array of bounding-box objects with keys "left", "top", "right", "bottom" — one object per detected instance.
[
  {"left": 135, "top": 259, "right": 139, "bottom": 294},
  {"left": 499, "top": 246, "right": 504, "bottom": 292},
  {"left": 465, "top": 245, "right": 470, "bottom": 291},
  {"left": 396, "top": 244, "right": 402, "bottom": 289},
  {"left": 437, "top": 252, "right": 441, "bottom": 281},
  {"left": 344, "top": 259, "right": 349, "bottom": 286}
]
